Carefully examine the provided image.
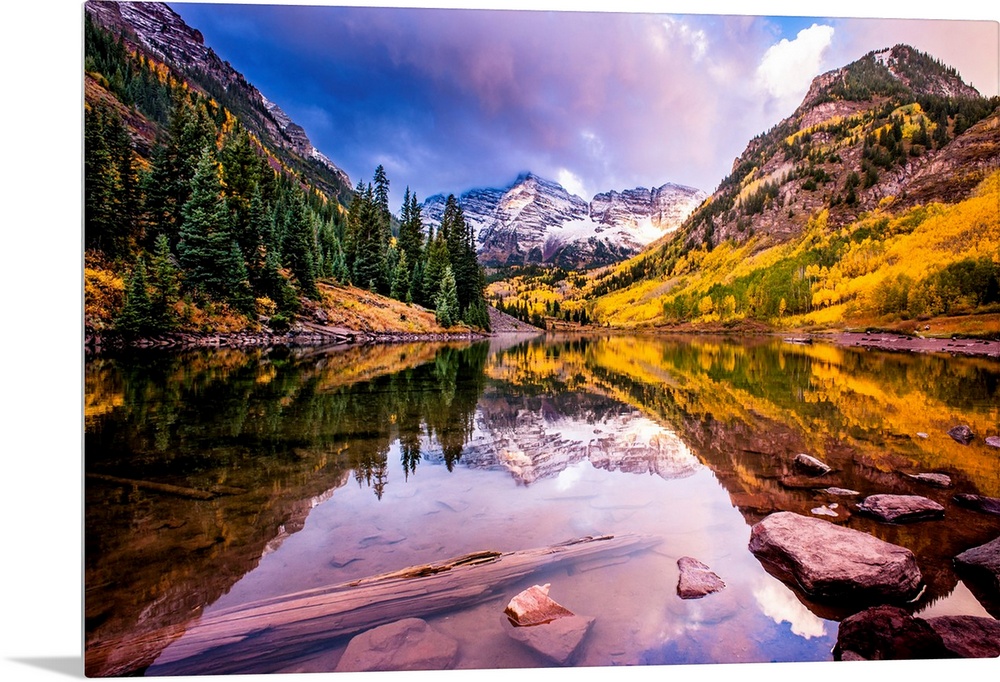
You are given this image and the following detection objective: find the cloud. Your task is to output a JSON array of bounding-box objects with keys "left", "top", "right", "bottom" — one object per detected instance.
[{"left": 756, "top": 24, "right": 835, "bottom": 108}]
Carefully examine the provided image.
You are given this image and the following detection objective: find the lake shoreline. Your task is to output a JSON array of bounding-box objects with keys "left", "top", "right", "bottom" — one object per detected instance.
[{"left": 827, "top": 331, "right": 1000, "bottom": 359}]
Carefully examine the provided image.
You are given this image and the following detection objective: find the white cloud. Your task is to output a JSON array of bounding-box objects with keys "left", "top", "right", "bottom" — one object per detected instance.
[
  {"left": 753, "top": 579, "right": 828, "bottom": 639},
  {"left": 756, "top": 24, "right": 835, "bottom": 107},
  {"left": 557, "top": 168, "right": 589, "bottom": 199}
]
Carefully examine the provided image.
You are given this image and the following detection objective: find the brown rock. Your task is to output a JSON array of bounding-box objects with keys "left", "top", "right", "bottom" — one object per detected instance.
[
  {"left": 954, "top": 535, "right": 1000, "bottom": 600},
  {"left": 948, "top": 425, "right": 975, "bottom": 444},
  {"left": 833, "top": 605, "right": 953, "bottom": 661},
  {"left": 676, "top": 557, "right": 726, "bottom": 599},
  {"left": 926, "top": 615, "right": 1000, "bottom": 658},
  {"left": 505, "top": 584, "right": 575, "bottom": 626},
  {"left": 335, "top": 618, "right": 459, "bottom": 672},
  {"left": 906, "top": 473, "right": 952, "bottom": 488},
  {"left": 748, "top": 511, "right": 922, "bottom": 603},
  {"left": 794, "top": 453, "right": 832, "bottom": 476},
  {"left": 507, "top": 614, "right": 595, "bottom": 665},
  {"left": 954, "top": 494, "right": 1000, "bottom": 516},
  {"left": 858, "top": 494, "right": 945, "bottom": 523}
]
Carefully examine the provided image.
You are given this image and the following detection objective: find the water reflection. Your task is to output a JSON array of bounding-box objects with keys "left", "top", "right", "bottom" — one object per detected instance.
[{"left": 85, "top": 335, "right": 1000, "bottom": 675}]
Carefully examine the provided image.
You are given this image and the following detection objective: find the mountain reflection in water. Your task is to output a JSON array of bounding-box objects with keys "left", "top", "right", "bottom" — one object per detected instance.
[{"left": 84, "top": 335, "right": 1000, "bottom": 676}]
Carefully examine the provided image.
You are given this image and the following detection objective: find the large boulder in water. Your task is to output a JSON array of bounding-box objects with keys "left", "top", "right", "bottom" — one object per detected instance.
[
  {"left": 335, "top": 618, "right": 459, "bottom": 672},
  {"left": 953, "top": 494, "right": 1000, "bottom": 516},
  {"left": 833, "top": 605, "right": 953, "bottom": 660},
  {"left": 507, "top": 614, "right": 595, "bottom": 665},
  {"left": 954, "top": 535, "right": 1000, "bottom": 616},
  {"left": 948, "top": 425, "right": 975, "bottom": 444},
  {"left": 858, "top": 494, "right": 945, "bottom": 523},
  {"left": 926, "top": 615, "right": 1000, "bottom": 658},
  {"left": 504, "top": 584, "right": 574, "bottom": 626},
  {"left": 748, "top": 511, "right": 922, "bottom": 603}
]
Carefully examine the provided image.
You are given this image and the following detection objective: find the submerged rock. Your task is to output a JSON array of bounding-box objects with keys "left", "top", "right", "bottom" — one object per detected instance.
[
  {"left": 858, "top": 494, "right": 945, "bottom": 523},
  {"left": 986, "top": 436, "right": 1000, "bottom": 448},
  {"left": 953, "top": 494, "right": 1000, "bottom": 516},
  {"left": 505, "top": 584, "right": 575, "bottom": 626},
  {"left": 748, "top": 511, "right": 922, "bottom": 603},
  {"left": 823, "top": 487, "right": 860, "bottom": 497},
  {"left": 833, "top": 605, "right": 952, "bottom": 661},
  {"left": 906, "top": 473, "right": 952, "bottom": 488},
  {"left": 794, "top": 453, "right": 832, "bottom": 476},
  {"left": 948, "top": 425, "right": 975, "bottom": 445},
  {"left": 676, "top": 557, "right": 726, "bottom": 599},
  {"left": 507, "top": 614, "right": 595, "bottom": 665},
  {"left": 926, "top": 615, "right": 1000, "bottom": 658},
  {"left": 335, "top": 618, "right": 459, "bottom": 672}
]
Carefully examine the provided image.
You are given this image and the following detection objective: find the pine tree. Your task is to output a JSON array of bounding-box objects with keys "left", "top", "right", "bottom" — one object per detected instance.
[
  {"left": 435, "top": 265, "right": 460, "bottom": 328},
  {"left": 115, "top": 258, "right": 154, "bottom": 334},
  {"left": 391, "top": 250, "right": 410, "bottom": 301},
  {"left": 177, "top": 148, "right": 253, "bottom": 312},
  {"left": 282, "top": 191, "right": 319, "bottom": 297},
  {"left": 398, "top": 187, "right": 425, "bottom": 267},
  {"left": 148, "top": 233, "right": 180, "bottom": 329},
  {"left": 422, "top": 226, "right": 449, "bottom": 308}
]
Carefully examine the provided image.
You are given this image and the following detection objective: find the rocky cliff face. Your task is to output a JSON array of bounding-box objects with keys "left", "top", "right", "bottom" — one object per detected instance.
[
  {"left": 85, "top": 1, "right": 351, "bottom": 195},
  {"left": 423, "top": 173, "right": 705, "bottom": 269}
]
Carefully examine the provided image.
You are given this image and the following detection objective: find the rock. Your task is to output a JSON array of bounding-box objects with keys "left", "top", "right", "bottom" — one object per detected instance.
[
  {"left": 505, "top": 584, "right": 575, "bottom": 626},
  {"left": 794, "top": 453, "right": 832, "bottom": 476},
  {"left": 676, "top": 557, "right": 726, "bottom": 599},
  {"left": 906, "top": 472, "right": 952, "bottom": 488},
  {"left": 953, "top": 493, "right": 1000, "bottom": 516},
  {"left": 823, "top": 487, "right": 860, "bottom": 497},
  {"left": 748, "top": 511, "right": 922, "bottom": 603},
  {"left": 985, "top": 436, "right": 1000, "bottom": 448},
  {"left": 506, "top": 614, "right": 595, "bottom": 665},
  {"left": 778, "top": 474, "right": 838, "bottom": 490},
  {"left": 948, "top": 425, "right": 975, "bottom": 444},
  {"left": 335, "top": 618, "right": 459, "bottom": 672},
  {"left": 858, "top": 494, "right": 945, "bottom": 523},
  {"left": 926, "top": 615, "right": 1000, "bottom": 658},
  {"left": 916, "top": 432, "right": 929, "bottom": 439},
  {"left": 833, "top": 605, "right": 953, "bottom": 661},
  {"left": 811, "top": 504, "right": 839, "bottom": 517},
  {"left": 954, "top": 536, "right": 1000, "bottom": 598}
]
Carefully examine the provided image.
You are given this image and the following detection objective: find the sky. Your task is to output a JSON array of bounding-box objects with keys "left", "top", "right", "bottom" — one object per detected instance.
[{"left": 165, "top": 0, "right": 1000, "bottom": 210}]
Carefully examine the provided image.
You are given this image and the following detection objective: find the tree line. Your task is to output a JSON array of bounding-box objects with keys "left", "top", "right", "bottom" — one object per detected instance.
[{"left": 84, "top": 18, "right": 489, "bottom": 335}]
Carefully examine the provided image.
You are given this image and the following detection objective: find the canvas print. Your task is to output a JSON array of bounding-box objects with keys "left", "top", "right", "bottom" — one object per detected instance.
[{"left": 83, "top": 0, "right": 1000, "bottom": 677}]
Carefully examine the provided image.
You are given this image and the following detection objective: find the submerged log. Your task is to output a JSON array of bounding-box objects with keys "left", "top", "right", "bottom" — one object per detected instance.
[
  {"left": 147, "top": 533, "right": 658, "bottom": 676},
  {"left": 87, "top": 473, "right": 224, "bottom": 500}
]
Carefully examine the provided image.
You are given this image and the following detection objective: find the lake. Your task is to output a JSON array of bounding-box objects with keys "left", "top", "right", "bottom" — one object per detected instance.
[{"left": 83, "top": 334, "right": 1000, "bottom": 676}]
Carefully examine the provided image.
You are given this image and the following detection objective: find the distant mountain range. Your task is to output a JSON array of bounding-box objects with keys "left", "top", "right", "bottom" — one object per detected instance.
[{"left": 422, "top": 173, "right": 706, "bottom": 269}]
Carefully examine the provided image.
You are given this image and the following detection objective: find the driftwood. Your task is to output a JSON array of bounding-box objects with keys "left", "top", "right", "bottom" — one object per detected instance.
[
  {"left": 149, "top": 533, "right": 658, "bottom": 675},
  {"left": 86, "top": 473, "right": 247, "bottom": 500}
]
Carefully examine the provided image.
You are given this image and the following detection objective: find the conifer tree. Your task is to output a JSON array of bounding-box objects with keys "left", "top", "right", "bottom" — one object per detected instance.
[
  {"left": 116, "top": 258, "right": 154, "bottom": 334},
  {"left": 177, "top": 148, "right": 253, "bottom": 312},
  {"left": 435, "top": 265, "right": 460, "bottom": 328},
  {"left": 281, "top": 191, "right": 319, "bottom": 297},
  {"left": 392, "top": 250, "right": 411, "bottom": 301},
  {"left": 148, "top": 233, "right": 180, "bottom": 329},
  {"left": 422, "top": 226, "right": 450, "bottom": 308}
]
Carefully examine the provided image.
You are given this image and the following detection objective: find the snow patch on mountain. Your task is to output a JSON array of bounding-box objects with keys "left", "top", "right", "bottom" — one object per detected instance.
[{"left": 422, "top": 173, "right": 705, "bottom": 269}]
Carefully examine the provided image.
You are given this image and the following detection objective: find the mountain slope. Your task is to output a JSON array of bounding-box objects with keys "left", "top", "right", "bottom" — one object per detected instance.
[
  {"left": 85, "top": 0, "right": 352, "bottom": 201},
  {"left": 581, "top": 44, "right": 1000, "bottom": 332},
  {"left": 422, "top": 172, "right": 705, "bottom": 269}
]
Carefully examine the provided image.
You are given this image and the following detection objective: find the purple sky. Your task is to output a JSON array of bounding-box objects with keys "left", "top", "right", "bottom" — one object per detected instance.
[{"left": 169, "top": 1, "right": 998, "bottom": 209}]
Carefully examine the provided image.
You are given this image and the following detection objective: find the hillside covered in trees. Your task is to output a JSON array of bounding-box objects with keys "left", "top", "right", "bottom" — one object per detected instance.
[
  {"left": 84, "top": 6, "right": 490, "bottom": 345},
  {"left": 497, "top": 45, "right": 1000, "bottom": 336}
]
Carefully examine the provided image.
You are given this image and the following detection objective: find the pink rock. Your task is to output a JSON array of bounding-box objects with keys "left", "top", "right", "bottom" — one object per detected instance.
[
  {"left": 505, "top": 584, "right": 575, "bottom": 626},
  {"left": 507, "top": 614, "right": 595, "bottom": 664},
  {"left": 335, "top": 618, "right": 458, "bottom": 672},
  {"left": 676, "top": 556, "right": 726, "bottom": 599}
]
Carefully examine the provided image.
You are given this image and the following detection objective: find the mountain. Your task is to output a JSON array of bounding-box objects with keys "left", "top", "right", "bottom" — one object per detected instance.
[
  {"left": 582, "top": 44, "right": 1000, "bottom": 330},
  {"left": 85, "top": 1, "right": 352, "bottom": 201},
  {"left": 422, "top": 172, "right": 705, "bottom": 269}
]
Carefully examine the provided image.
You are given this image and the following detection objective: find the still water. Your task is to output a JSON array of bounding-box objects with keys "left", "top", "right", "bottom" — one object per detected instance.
[{"left": 84, "top": 334, "right": 1000, "bottom": 676}]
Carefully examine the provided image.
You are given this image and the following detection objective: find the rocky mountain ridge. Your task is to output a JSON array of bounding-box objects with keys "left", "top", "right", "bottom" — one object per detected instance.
[
  {"left": 675, "top": 43, "right": 999, "bottom": 252},
  {"left": 422, "top": 172, "right": 705, "bottom": 269},
  {"left": 85, "top": 1, "right": 352, "bottom": 197}
]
